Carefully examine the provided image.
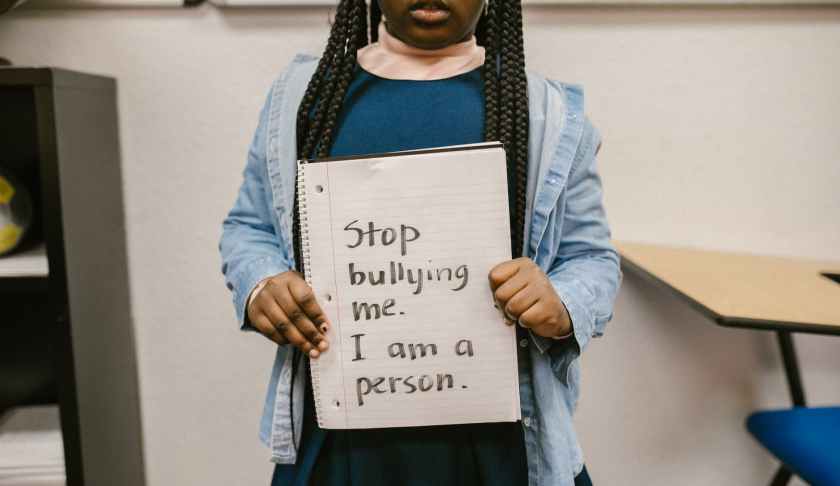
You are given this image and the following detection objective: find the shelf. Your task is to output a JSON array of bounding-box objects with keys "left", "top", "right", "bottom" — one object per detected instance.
[
  {"left": 0, "top": 405, "right": 65, "bottom": 486},
  {"left": 0, "top": 243, "right": 48, "bottom": 279},
  {"left": 1, "top": 66, "right": 140, "bottom": 484}
]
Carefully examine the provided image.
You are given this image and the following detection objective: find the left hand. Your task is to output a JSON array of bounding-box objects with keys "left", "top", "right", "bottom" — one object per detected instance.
[{"left": 488, "top": 257, "right": 572, "bottom": 339}]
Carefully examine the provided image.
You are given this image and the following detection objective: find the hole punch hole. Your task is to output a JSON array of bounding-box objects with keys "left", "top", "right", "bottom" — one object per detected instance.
[
  {"left": 325, "top": 293, "right": 333, "bottom": 302},
  {"left": 315, "top": 184, "right": 324, "bottom": 193},
  {"left": 333, "top": 399, "right": 341, "bottom": 408}
]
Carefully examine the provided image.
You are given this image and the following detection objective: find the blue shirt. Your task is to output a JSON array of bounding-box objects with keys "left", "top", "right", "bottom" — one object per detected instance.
[
  {"left": 219, "top": 53, "right": 623, "bottom": 486},
  {"left": 329, "top": 65, "right": 484, "bottom": 156}
]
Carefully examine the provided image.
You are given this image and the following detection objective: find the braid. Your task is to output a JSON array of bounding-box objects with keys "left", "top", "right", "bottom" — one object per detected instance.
[
  {"left": 479, "top": 0, "right": 529, "bottom": 258},
  {"left": 355, "top": 0, "right": 369, "bottom": 49},
  {"left": 478, "top": 1, "right": 500, "bottom": 141},
  {"left": 300, "top": 0, "right": 353, "bottom": 158},
  {"left": 293, "top": 0, "right": 369, "bottom": 273},
  {"left": 295, "top": 3, "right": 349, "bottom": 156},
  {"left": 509, "top": 0, "right": 529, "bottom": 259},
  {"left": 369, "top": 0, "right": 382, "bottom": 42},
  {"left": 318, "top": 0, "right": 367, "bottom": 157}
]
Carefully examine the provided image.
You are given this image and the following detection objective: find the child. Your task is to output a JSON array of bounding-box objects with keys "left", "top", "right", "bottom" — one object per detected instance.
[{"left": 219, "top": 0, "right": 622, "bottom": 484}]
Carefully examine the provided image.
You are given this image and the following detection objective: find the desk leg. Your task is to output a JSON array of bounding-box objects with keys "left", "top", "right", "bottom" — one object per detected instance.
[
  {"left": 766, "top": 331, "right": 805, "bottom": 486},
  {"left": 776, "top": 331, "right": 806, "bottom": 407},
  {"left": 770, "top": 466, "right": 793, "bottom": 486}
]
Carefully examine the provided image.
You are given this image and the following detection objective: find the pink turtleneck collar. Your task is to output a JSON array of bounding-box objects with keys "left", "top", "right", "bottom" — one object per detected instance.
[{"left": 356, "top": 21, "right": 486, "bottom": 81}]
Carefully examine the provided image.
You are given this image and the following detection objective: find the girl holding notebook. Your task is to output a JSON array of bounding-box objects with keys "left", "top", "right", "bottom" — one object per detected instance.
[{"left": 218, "top": 0, "right": 622, "bottom": 484}]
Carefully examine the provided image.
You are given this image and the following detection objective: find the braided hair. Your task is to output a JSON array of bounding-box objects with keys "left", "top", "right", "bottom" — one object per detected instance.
[{"left": 292, "top": 0, "right": 530, "bottom": 272}]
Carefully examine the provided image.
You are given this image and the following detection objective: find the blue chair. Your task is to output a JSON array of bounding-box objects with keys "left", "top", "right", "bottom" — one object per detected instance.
[{"left": 746, "top": 406, "right": 840, "bottom": 486}]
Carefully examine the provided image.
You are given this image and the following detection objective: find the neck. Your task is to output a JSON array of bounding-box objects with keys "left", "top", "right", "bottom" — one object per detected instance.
[{"left": 356, "top": 22, "right": 486, "bottom": 81}]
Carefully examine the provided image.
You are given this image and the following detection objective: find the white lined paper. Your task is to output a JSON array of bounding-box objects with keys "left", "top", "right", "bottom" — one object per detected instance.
[{"left": 298, "top": 143, "right": 521, "bottom": 429}]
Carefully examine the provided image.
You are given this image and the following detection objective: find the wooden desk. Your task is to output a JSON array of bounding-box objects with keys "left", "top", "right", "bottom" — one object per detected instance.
[
  {"left": 616, "top": 242, "right": 840, "bottom": 336},
  {"left": 616, "top": 242, "right": 840, "bottom": 485},
  {"left": 616, "top": 241, "right": 840, "bottom": 406}
]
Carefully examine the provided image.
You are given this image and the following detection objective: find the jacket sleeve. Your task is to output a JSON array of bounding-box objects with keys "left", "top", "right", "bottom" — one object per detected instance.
[
  {"left": 541, "top": 116, "right": 623, "bottom": 386},
  {"left": 219, "top": 83, "right": 293, "bottom": 331}
]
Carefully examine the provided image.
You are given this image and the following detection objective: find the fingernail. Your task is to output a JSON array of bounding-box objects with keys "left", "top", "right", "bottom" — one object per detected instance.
[
  {"left": 309, "top": 349, "right": 320, "bottom": 359},
  {"left": 318, "top": 340, "right": 329, "bottom": 351}
]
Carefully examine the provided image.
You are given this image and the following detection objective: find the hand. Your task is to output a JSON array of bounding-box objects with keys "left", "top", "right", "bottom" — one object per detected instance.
[
  {"left": 246, "top": 270, "right": 330, "bottom": 358},
  {"left": 488, "top": 257, "right": 572, "bottom": 339}
]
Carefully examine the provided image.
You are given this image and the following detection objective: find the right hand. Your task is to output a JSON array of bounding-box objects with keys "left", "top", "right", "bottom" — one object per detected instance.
[{"left": 246, "top": 270, "right": 330, "bottom": 358}]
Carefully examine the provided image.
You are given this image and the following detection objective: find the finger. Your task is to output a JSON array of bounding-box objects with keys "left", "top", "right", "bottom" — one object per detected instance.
[
  {"left": 518, "top": 302, "right": 557, "bottom": 336},
  {"left": 248, "top": 294, "right": 288, "bottom": 344},
  {"left": 279, "top": 319, "right": 319, "bottom": 358},
  {"left": 289, "top": 278, "right": 331, "bottom": 335},
  {"left": 258, "top": 296, "right": 316, "bottom": 356},
  {"left": 517, "top": 303, "right": 541, "bottom": 329},
  {"left": 264, "top": 303, "right": 317, "bottom": 357},
  {"left": 488, "top": 260, "right": 521, "bottom": 291},
  {"left": 493, "top": 273, "right": 529, "bottom": 310},
  {"left": 275, "top": 286, "right": 326, "bottom": 355},
  {"left": 505, "top": 286, "right": 540, "bottom": 320},
  {"left": 251, "top": 314, "right": 288, "bottom": 345}
]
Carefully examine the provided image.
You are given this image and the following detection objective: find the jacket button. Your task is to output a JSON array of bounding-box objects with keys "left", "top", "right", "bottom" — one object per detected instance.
[
  {"left": 523, "top": 417, "right": 531, "bottom": 427},
  {"left": 519, "top": 339, "right": 528, "bottom": 348}
]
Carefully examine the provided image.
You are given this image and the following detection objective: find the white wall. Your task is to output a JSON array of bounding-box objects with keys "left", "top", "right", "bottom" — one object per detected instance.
[{"left": 1, "top": 4, "right": 838, "bottom": 485}]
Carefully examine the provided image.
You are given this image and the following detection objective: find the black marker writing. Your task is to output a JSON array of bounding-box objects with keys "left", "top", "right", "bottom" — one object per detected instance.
[
  {"left": 351, "top": 333, "right": 365, "bottom": 361},
  {"left": 351, "top": 299, "right": 397, "bottom": 321},
  {"left": 348, "top": 261, "right": 469, "bottom": 295},
  {"left": 387, "top": 342, "right": 438, "bottom": 360},
  {"left": 455, "top": 339, "right": 474, "bottom": 357},
  {"left": 344, "top": 220, "right": 420, "bottom": 256},
  {"left": 356, "top": 373, "right": 455, "bottom": 406}
]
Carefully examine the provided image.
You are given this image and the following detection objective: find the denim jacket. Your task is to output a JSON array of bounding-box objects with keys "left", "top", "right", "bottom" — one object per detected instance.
[{"left": 219, "top": 52, "right": 622, "bottom": 486}]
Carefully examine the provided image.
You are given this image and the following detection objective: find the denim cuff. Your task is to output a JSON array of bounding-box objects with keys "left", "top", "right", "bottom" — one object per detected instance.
[
  {"left": 546, "top": 278, "right": 596, "bottom": 386},
  {"left": 232, "top": 255, "right": 290, "bottom": 332}
]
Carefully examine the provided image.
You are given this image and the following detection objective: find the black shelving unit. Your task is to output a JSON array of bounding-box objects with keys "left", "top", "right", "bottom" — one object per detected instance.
[{"left": 0, "top": 67, "right": 144, "bottom": 486}]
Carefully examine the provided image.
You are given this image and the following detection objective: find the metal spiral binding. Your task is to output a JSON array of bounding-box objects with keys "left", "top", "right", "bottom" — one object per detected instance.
[{"left": 296, "top": 161, "right": 324, "bottom": 426}]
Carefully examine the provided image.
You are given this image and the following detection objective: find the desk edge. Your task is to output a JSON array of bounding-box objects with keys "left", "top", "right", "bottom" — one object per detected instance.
[{"left": 619, "top": 252, "right": 840, "bottom": 337}]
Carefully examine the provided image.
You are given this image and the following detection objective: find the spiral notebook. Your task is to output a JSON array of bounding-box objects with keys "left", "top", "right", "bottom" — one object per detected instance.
[{"left": 296, "top": 142, "right": 521, "bottom": 429}]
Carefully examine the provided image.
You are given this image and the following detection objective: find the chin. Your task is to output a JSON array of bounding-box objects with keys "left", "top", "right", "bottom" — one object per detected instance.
[{"left": 402, "top": 25, "right": 464, "bottom": 49}]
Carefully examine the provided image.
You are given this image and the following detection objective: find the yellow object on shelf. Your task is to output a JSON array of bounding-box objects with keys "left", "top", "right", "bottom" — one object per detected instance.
[
  {"left": 0, "top": 173, "right": 15, "bottom": 204},
  {"left": 0, "top": 224, "right": 23, "bottom": 255},
  {"left": 0, "top": 169, "right": 33, "bottom": 256}
]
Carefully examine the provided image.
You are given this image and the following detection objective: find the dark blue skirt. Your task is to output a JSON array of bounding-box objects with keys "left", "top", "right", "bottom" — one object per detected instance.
[{"left": 270, "top": 344, "right": 592, "bottom": 486}]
